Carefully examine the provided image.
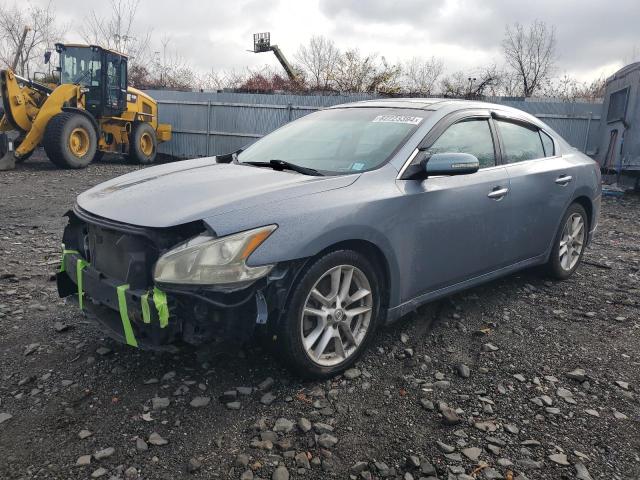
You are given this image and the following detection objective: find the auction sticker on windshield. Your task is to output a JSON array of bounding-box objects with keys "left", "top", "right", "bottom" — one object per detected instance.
[{"left": 372, "top": 115, "right": 423, "bottom": 125}]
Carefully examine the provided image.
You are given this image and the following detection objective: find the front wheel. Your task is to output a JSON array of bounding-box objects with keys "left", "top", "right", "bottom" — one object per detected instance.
[
  {"left": 546, "top": 203, "right": 588, "bottom": 279},
  {"left": 278, "top": 250, "right": 381, "bottom": 378},
  {"left": 43, "top": 112, "right": 97, "bottom": 168}
]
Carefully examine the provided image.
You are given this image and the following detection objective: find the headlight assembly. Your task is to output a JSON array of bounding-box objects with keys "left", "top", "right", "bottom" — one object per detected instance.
[{"left": 154, "top": 225, "right": 277, "bottom": 285}]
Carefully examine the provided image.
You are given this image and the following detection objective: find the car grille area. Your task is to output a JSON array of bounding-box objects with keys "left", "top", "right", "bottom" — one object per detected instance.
[{"left": 86, "top": 223, "right": 158, "bottom": 289}]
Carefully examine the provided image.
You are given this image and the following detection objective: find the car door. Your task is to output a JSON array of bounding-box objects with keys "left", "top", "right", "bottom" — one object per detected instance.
[
  {"left": 493, "top": 115, "right": 577, "bottom": 262},
  {"left": 398, "top": 113, "right": 512, "bottom": 300}
]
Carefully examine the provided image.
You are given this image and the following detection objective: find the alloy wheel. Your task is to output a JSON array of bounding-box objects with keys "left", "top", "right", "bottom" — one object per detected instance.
[
  {"left": 300, "top": 265, "right": 373, "bottom": 367},
  {"left": 559, "top": 212, "right": 585, "bottom": 271}
]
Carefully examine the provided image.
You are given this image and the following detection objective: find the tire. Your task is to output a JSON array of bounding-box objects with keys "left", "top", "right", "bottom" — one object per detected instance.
[
  {"left": 43, "top": 112, "right": 97, "bottom": 169},
  {"left": 278, "top": 250, "right": 382, "bottom": 378},
  {"left": 127, "top": 123, "right": 157, "bottom": 165},
  {"left": 545, "top": 203, "right": 588, "bottom": 279}
]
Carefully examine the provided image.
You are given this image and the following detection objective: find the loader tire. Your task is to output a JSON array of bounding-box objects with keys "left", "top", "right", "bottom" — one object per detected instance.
[
  {"left": 43, "top": 112, "right": 97, "bottom": 169},
  {"left": 128, "top": 123, "right": 157, "bottom": 165}
]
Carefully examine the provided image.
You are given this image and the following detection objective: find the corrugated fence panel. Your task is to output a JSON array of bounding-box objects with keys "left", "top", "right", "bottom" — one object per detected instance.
[{"left": 146, "top": 90, "right": 604, "bottom": 159}]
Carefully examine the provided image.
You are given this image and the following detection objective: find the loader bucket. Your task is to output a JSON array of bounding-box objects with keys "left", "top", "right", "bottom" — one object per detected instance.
[{"left": 0, "top": 133, "right": 16, "bottom": 171}]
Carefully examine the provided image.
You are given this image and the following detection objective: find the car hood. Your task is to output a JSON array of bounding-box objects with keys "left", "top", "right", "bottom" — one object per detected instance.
[{"left": 76, "top": 158, "right": 359, "bottom": 228}]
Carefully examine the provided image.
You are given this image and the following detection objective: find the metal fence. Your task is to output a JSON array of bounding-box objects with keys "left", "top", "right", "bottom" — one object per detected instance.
[{"left": 145, "top": 90, "right": 603, "bottom": 159}]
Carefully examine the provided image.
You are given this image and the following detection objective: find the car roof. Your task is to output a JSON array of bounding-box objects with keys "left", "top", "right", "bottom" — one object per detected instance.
[{"left": 328, "top": 97, "right": 529, "bottom": 116}]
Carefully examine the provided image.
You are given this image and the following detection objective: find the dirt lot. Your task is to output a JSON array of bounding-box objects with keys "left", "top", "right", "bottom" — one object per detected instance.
[{"left": 0, "top": 153, "right": 639, "bottom": 480}]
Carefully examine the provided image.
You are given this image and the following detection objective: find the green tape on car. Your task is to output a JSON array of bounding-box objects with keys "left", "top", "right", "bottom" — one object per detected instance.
[
  {"left": 76, "top": 258, "right": 89, "bottom": 310},
  {"left": 117, "top": 284, "right": 138, "bottom": 347},
  {"left": 153, "top": 287, "right": 169, "bottom": 328},
  {"left": 59, "top": 246, "right": 79, "bottom": 273},
  {"left": 141, "top": 292, "right": 151, "bottom": 324}
]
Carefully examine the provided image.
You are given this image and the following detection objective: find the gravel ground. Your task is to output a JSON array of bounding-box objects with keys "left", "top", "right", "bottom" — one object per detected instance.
[{"left": 0, "top": 153, "right": 639, "bottom": 480}]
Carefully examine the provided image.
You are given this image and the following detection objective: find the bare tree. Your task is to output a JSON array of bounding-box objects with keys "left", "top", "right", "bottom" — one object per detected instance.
[
  {"left": 80, "top": 0, "right": 151, "bottom": 67},
  {"left": 295, "top": 35, "right": 340, "bottom": 91},
  {"left": 502, "top": 20, "right": 556, "bottom": 97},
  {"left": 402, "top": 56, "right": 444, "bottom": 95},
  {"left": 0, "top": 1, "right": 64, "bottom": 77},
  {"left": 331, "top": 49, "right": 401, "bottom": 93},
  {"left": 542, "top": 74, "right": 606, "bottom": 102},
  {"left": 440, "top": 65, "right": 501, "bottom": 98}
]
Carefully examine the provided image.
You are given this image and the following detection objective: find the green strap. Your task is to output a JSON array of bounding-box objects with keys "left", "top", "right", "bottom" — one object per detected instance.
[
  {"left": 140, "top": 292, "right": 151, "bottom": 324},
  {"left": 116, "top": 284, "right": 138, "bottom": 347},
  {"left": 153, "top": 287, "right": 169, "bottom": 329},
  {"left": 60, "top": 248, "right": 79, "bottom": 273},
  {"left": 76, "top": 259, "right": 89, "bottom": 310}
]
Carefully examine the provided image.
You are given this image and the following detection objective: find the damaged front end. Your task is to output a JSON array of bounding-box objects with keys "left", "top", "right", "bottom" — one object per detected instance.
[{"left": 57, "top": 206, "right": 300, "bottom": 350}]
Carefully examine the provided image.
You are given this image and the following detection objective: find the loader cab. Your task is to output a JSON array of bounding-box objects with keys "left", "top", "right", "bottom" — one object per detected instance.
[{"left": 55, "top": 43, "right": 128, "bottom": 118}]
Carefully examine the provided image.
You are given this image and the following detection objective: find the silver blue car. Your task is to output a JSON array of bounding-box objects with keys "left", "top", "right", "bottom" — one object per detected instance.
[{"left": 57, "top": 98, "right": 601, "bottom": 377}]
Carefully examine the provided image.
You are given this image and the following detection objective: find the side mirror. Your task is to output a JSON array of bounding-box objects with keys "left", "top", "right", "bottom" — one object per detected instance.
[{"left": 424, "top": 152, "right": 479, "bottom": 176}]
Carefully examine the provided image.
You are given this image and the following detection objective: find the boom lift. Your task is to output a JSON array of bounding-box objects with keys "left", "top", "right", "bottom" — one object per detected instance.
[
  {"left": 0, "top": 43, "right": 171, "bottom": 170},
  {"left": 252, "top": 32, "right": 299, "bottom": 82}
]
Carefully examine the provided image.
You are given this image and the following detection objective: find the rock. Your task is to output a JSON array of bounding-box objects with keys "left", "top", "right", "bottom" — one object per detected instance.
[
  {"left": 344, "top": 368, "right": 361, "bottom": 380},
  {"left": 483, "top": 468, "right": 503, "bottom": 479},
  {"left": 313, "top": 422, "right": 334, "bottom": 434},
  {"left": 235, "top": 454, "right": 250, "bottom": 467},
  {"left": 272, "top": 465, "right": 289, "bottom": 480},
  {"left": 240, "top": 470, "right": 254, "bottom": 480},
  {"left": 351, "top": 461, "right": 369, "bottom": 473},
  {"left": 585, "top": 408, "right": 600, "bottom": 417},
  {"left": 295, "top": 452, "right": 310, "bottom": 469},
  {"left": 297, "top": 417, "right": 312, "bottom": 432},
  {"left": 513, "top": 374, "right": 526, "bottom": 382},
  {"left": 136, "top": 438, "right": 148, "bottom": 451},
  {"left": 420, "top": 461, "right": 436, "bottom": 476},
  {"left": 575, "top": 462, "right": 594, "bottom": 480},
  {"left": 481, "top": 343, "right": 499, "bottom": 352},
  {"left": 436, "top": 440, "right": 455, "bottom": 453},
  {"left": 124, "top": 466, "right": 138, "bottom": 479},
  {"left": 613, "top": 410, "right": 628, "bottom": 420},
  {"left": 545, "top": 407, "right": 561, "bottom": 415},
  {"left": 161, "top": 371, "right": 176, "bottom": 382},
  {"left": 273, "top": 418, "right": 295, "bottom": 433},
  {"left": 566, "top": 368, "right": 586, "bottom": 382},
  {"left": 548, "top": 453, "right": 569, "bottom": 465},
  {"left": 148, "top": 432, "right": 168, "bottom": 446},
  {"left": 260, "top": 392, "right": 276, "bottom": 406},
  {"left": 91, "top": 467, "right": 108, "bottom": 478},
  {"left": 187, "top": 457, "right": 202, "bottom": 473},
  {"left": 504, "top": 424, "right": 519, "bottom": 434},
  {"left": 93, "top": 447, "right": 115, "bottom": 460},
  {"left": 53, "top": 321, "right": 69, "bottom": 332},
  {"left": 257, "top": 377, "right": 274, "bottom": 391},
  {"left": 444, "top": 452, "right": 462, "bottom": 462},
  {"left": 237, "top": 386, "right": 253, "bottom": 396},
  {"left": 152, "top": 397, "right": 170, "bottom": 410},
  {"left": 0, "top": 412, "right": 13, "bottom": 424},
  {"left": 439, "top": 403, "right": 461, "bottom": 425},
  {"left": 226, "top": 401, "right": 241, "bottom": 410},
  {"left": 317, "top": 433, "right": 338, "bottom": 448},
  {"left": 420, "top": 398, "right": 434, "bottom": 410},
  {"left": 462, "top": 447, "right": 482, "bottom": 461},
  {"left": 76, "top": 454, "right": 92, "bottom": 466},
  {"left": 615, "top": 380, "right": 630, "bottom": 390},
  {"left": 474, "top": 421, "right": 497, "bottom": 432},
  {"left": 189, "top": 396, "right": 210, "bottom": 408},
  {"left": 457, "top": 364, "right": 470, "bottom": 378},
  {"left": 95, "top": 347, "right": 111, "bottom": 356},
  {"left": 78, "top": 429, "right": 93, "bottom": 439},
  {"left": 24, "top": 343, "right": 40, "bottom": 356}
]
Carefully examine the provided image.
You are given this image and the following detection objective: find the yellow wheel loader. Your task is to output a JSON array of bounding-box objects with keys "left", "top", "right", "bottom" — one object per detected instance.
[{"left": 0, "top": 43, "right": 171, "bottom": 170}]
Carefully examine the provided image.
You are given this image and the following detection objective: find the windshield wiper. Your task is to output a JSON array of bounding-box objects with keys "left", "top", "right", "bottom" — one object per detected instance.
[{"left": 243, "top": 159, "right": 322, "bottom": 176}]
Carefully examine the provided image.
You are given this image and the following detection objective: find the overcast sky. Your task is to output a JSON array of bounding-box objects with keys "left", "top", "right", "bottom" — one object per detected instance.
[{"left": 30, "top": 0, "right": 640, "bottom": 81}]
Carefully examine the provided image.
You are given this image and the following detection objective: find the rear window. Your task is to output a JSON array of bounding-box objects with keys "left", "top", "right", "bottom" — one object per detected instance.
[{"left": 496, "top": 120, "right": 545, "bottom": 163}]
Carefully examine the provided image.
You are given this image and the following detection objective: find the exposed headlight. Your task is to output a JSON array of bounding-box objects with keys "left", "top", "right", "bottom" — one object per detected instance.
[{"left": 154, "top": 225, "right": 277, "bottom": 285}]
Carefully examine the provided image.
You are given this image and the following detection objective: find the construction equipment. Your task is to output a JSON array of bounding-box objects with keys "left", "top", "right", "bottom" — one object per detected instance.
[
  {"left": 0, "top": 43, "right": 171, "bottom": 170},
  {"left": 252, "top": 32, "right": 298, "bottom": 82}
]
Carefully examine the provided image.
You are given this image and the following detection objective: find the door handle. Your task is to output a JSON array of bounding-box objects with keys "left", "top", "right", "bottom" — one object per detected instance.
[
  {"left": 487, "top": 187, "right": 509, "bottom": 200},
  {"left": 555, "top": 175, "right": 573, "bottom": 185}
]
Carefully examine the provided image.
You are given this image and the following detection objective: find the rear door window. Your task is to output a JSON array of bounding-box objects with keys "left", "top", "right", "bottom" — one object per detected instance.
[{"left": 496, "top": 120, "right": 545, "bottom": 163}]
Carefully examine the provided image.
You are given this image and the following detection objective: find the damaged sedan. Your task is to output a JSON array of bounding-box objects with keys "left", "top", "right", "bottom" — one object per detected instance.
[{"left": 58, "top": 98, "right": 601, "bottom": 377}]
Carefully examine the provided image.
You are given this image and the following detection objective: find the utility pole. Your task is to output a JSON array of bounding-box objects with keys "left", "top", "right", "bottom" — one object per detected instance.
[{"left": 11, "top": 26, "right": 31, "bottom": 72}]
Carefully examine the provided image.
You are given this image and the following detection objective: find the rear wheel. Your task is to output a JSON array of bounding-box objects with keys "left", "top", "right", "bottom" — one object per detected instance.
[
  {"left": 128, "top": 123, "right": 157, "bottom": 164},
  {"left": 546, "top": 203, "right": 588, "bottom": 279},
  {"left": 43, "top": 112, "right": 97, "bottom": 168},
  {"left": 278, "top": 250, "right": 381, "bottom": 378}
]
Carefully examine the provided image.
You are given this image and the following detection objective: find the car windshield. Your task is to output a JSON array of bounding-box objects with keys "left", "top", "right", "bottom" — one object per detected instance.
[{"left": 237, "top": 108, "right": 428, "bottom": 174}]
